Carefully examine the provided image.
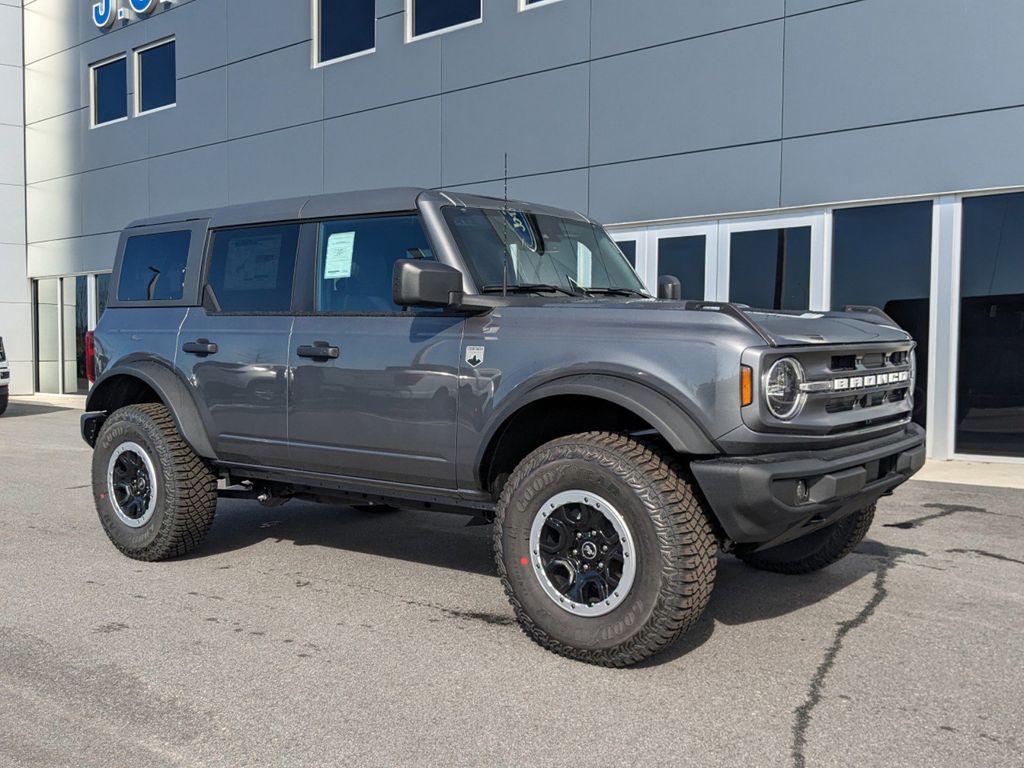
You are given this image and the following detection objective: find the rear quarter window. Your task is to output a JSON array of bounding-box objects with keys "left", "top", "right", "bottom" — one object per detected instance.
[{"left": 117, "top": 230, "right": 192, "bottom": 301}]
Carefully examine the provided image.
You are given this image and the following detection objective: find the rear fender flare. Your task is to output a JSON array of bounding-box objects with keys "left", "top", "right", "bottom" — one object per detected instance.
[{"left": 86, "top": 360, "right": 218, "bottom": 460}]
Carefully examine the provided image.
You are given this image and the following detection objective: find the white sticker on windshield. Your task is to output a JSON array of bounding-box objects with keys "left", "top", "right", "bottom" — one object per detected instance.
[
  {"left": 324, "top": 232, "right": 356, "bottom": 279},
  {"left": 576, "top": 242, "right": 593, "bottom": 288}
]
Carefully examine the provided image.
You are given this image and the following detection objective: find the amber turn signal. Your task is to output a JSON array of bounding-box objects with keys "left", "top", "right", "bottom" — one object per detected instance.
[{"left": 740, "top": 365, "right": 753, "bottom": 407}]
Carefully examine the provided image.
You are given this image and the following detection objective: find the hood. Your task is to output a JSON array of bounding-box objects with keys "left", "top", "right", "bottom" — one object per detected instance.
[{"left": 741, "top": 308, "right": 911, "bottom": 347}]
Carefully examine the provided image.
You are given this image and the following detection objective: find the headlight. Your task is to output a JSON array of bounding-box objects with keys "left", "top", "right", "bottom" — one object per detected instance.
[{"left": 764, "top": 358, "right": 806, "bottom": 420}]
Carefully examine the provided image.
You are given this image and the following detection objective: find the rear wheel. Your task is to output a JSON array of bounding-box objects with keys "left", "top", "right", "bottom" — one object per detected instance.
[
  {"left": 91, "top": 403, "right": 217, "bottom": 561},
  {"left": 736, "top": 504, "right": 875, "bottom": 575},
  {"left": 495, "top": 432, "right": 717, "bottom": 667}
]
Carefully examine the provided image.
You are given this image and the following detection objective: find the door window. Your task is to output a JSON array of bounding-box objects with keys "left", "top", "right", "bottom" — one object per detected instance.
[
  {"left": 205, "top": 224, "right": 300, "bottom": 313},
  {"left": 315, "top": 215, "right": 434, "bottom": 313}
]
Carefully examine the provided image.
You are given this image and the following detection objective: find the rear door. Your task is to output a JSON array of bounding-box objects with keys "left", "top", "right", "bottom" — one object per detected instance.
[
  {"left": 287, "top": 213, "right": 463, "bottom": 487},
  {"left": 176, "top": 223, "right": 303, "bottom": 466}
]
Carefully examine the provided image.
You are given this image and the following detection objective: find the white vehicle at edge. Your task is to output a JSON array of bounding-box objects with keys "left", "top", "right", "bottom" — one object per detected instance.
[{"left": 0, "top": 336, "right": 9, "bottom": 415}]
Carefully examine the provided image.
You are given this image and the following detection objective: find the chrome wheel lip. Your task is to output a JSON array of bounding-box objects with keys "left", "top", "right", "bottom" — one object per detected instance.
[
  {"left": 528, "top": 490, "right": 637, "bottom": 618},
  {"left": 106, "top": 441, "right": 158, "bottom": 528}
]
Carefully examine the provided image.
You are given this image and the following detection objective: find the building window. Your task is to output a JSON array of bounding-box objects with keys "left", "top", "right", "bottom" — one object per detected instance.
[
  {"left": 117, "top": 230, "right": 192, "bottom": 302},
  {"left": 831, "top": 202, "right": 933, "bottom": 427},
  {"left": 729, "top": 227, "right": 811, "bottom": 311},
  {"left": 956, "top": 192, "right": 1024, "bottom": 458},
  {"left": 90, "top": 55, "right": 128, "bottom": 127},
  {"left": 407, "top": 0, "right": 481, "bottom": 41},
  {"left": 135, "top": 39, "right": 176, "bottom": 115},
  {"left": 657, "top": 236, "right": 706, "bottom": 301},
  {"left": 316, "top": 0, "right": 375, "bottom": 65},
  {"left": 519, "top": 0, "right": 563, "bottom": 10},
  {"left": 205, "top": 225, "right": 301, "bottom": 313}
]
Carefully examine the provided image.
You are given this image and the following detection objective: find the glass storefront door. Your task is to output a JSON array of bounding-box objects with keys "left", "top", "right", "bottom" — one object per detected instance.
[
  {"left": 955, "top": 192, "right": 1024, "bottom": 458},
  {"left": 33, "top": 273, "right": 112, "bottom": 394}
]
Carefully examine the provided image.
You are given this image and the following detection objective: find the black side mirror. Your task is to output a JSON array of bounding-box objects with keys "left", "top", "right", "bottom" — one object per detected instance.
[
  {"left": 657, "top": 275, "right": 682, "bottom": 300},
  {"left": 392, "top": 260, "right": 464, "bottom": 308}
]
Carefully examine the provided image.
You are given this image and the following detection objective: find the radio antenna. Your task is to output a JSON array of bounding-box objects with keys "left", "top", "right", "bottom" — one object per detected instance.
[{"left": 501, "top": 152, "right": 509, "bottom": 298}]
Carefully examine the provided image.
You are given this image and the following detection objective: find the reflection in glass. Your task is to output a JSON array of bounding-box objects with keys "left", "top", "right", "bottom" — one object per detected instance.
[
  {"left": 832, "top": 202, "right": 932, "bottom": 426},
  {"left": 96, "top": 273, "right": 112, "bottom": 320},
  {"left": 35, "top": 279, "right": 60, "bottom": 393},
  {"left": 657, "top": 236, "right": 705, "bottom": 301},
  {"left": 956, "top": 192, "right": 1024, "bottom": 457},
  {"left": 319, "top": 0, "right": 375, "bottom": 62},
  {"left": 729, "top": 227, "right": 810, "bottom": 310}
]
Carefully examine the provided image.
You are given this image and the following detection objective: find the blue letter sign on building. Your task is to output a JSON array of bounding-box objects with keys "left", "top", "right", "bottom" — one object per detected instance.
[{"left": 92, "top": 0, "right": 165, "bottom": 28}]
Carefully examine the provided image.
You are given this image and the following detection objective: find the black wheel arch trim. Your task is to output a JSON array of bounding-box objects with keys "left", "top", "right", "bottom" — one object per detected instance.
[
  {"left": 84, "top": 359, "right": 218, "bottom": 460},
  {"left": 474, "top": 372, "right": 719, "bottom": 485}
]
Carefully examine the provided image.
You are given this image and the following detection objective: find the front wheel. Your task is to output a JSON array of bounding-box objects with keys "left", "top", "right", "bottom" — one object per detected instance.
[
  {"left": 736, "top": 504, "right": 875, "bottom": 575},
  {"left": 0, "top": 389, "right": 7, "bottom": 415},
  {"left": 495, "top": 432, "right": 717, "bottom": 667}
]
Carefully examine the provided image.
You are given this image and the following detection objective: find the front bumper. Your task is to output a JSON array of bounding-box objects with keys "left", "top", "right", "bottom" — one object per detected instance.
[{"left": 691, "top": 423, "right": 925, "bottom": 550}]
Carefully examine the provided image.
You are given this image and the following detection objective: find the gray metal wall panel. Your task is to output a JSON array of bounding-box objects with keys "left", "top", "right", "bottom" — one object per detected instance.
[
  {"left": 784, "top": 0, "right": 1024, "bottom": 136},
  {"left": 26, "top": 175, "right": 82, "bottom": 244},
  {"left": 228, "top": 42, "right": 322, "bottom": 139},
  {"left": 589, "top": 142, "right": 782, "bottom": 224},
  {"left": 440, "top": 0, "right": 589, "bottom": 91},
  {"left": 27, "top": 110, "right": 84, "bottom": 183},
  {"left": 226, "top": 0, "right": 310, "bottom": 62},
  {"left": 441, "top": 64, "right": 589, "bottom": 186},
  {"left": 590, "top": 21, "right": 783, "bottom": 166},
  {"left": 0, "top": 65, "right": 22, "bottom": 125},
  {"left": 21, "top": 0, "right": 74, "bottom": 64},
  {"left": 24, "top": 47, "right": 80, "bottom": 124},
  {"left": 323, "top": 97, "right": 442, "bottom": 192},
  {"left": 227, "top": 122, "right": 324, "bottom": 205},
  {"left": 81, "top": 161, "right": 150, "bottom": 237},
  {"left": 322, "top": 13, "right": 440, "bottom": 120},
  {"left": 149, "top": 143, "right": 229, "bottom": 215},
  {"left": 0, "top": 185, "right": 25, "bottom": 245},
  {"left": 0, "top": 124, "right": 24, "bottom": 186},
  {"left": 590, "top": 0, "right": 784, "bottom": 58},
  {"left": 781, "top": 106, "right": 1024, "bottom": 207}
]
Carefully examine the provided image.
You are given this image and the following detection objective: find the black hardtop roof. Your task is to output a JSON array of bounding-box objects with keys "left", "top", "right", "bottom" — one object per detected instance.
[{"left": 126, "top": 187, "right": 592, "bottom": 230}]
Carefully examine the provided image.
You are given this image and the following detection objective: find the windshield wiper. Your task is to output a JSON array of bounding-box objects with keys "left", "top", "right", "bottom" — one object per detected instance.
[
  {"left": 579, "top": 287, "right": 650, "bottom": 298},
  {"left": 481, "top": 283, "right": 579, "bottom": 297}
]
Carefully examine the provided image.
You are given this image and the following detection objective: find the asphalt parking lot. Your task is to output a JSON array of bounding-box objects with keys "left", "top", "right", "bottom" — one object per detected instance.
[{"left": 0, "top": 401, "right": 1021, "bottom": 767}]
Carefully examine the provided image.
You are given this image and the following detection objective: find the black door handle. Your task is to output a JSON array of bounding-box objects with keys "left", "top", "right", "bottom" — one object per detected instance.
[
  {"left": 182, "top": 339, "right": 218, "bottom": 356},
  {"left": 297, "top": 341, "right": 340, "bottom": 360}
]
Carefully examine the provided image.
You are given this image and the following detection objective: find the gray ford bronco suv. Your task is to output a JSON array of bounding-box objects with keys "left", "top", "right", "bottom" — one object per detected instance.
[{"left": 82, "top": 188, "right": 925, "bottom": 666}]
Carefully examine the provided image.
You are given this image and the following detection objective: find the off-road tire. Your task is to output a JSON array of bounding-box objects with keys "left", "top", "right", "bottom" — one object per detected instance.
[
  {"left": 92, "top": 403, "right": 217, "bottom": 561},
  {"left": 495, "top": 432, "right": 718, "bottom": 667},
  {"left": 736, "top": 504, "right": 876, "bottom": 575},
  {"left": 0, "top": 390, "right": 8, "bottom": 416}
]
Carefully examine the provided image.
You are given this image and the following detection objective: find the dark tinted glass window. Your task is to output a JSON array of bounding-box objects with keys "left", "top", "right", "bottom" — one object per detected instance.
[
  {"left": 138, "top": 40, "right": 176, "bottom": 113},
  {"left": 956, "top": 192, "right": 1024, "bottom": 457},
  {"left": 93, "top": 57, "right": 127, "bottom": 125},
  {"left": 832, "top": 202, "right": 932, "bottom": 426},
  {"left": 316, "top": 215, "right": 433, "bottom": 313},
  {"left": 658, "top": 236, "right": 705, "bottom": 300},
  {"left": 615, "top": 240, "right": 637, "bottom": 268},
  {"left": 413, "top": 0, "right": 480, "bottom": 37},
  {"left": 96, "top": 273, "right": 112, "bottom": 319},
  {"left": 117, "top": 230, "right": 191, "bottom": 302},
  {"left": 729, "top": 227, "right": 810, "bottom": 310},
  {"left": 319, "top": 0, "right": 375, "bottom": 62},
  {"left": 206, "top": 225, "right": 301, "bottom": 313}
]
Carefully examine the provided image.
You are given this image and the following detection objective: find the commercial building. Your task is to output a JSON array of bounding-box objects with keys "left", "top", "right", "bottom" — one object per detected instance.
[{"left": 0, "top": 0, "right": 1022, "bottom": 463}]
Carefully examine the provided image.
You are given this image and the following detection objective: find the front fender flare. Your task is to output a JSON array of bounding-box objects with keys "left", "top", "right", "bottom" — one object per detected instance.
[{"left": 86, "top": 360, "right": 218, "bottom": 460}]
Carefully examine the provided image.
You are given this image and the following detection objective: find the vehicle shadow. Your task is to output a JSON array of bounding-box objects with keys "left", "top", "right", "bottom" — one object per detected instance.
[
  {"left": 1, "top": 401, "right": 72, "bottom": 419},
  {"left": 196, "top": 498, "right": 887, "bottom": 665}
]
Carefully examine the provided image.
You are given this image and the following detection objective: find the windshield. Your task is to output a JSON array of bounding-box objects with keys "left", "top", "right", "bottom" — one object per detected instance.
[{"left": 442, "top": 206, "right": 647, "bottom": 296}]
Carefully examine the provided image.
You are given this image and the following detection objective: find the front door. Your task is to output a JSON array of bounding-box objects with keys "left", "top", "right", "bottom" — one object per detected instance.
[
  {"left": 287, "top": 213, "right": 463, "bottom": 488},
  {"left": 176, "top": 223, "right": 301, "bottom": 465}
]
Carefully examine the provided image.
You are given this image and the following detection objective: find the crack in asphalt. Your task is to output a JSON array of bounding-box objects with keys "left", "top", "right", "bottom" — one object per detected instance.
[
  {"left": 946, "top": 548, "right": 1024, "bottom": 566},
  {"left": 883, "top": 502, "right": 991, "bottom": 529},
  {"left": 791, "top": 544, "right": 922, "bottom": 768}
]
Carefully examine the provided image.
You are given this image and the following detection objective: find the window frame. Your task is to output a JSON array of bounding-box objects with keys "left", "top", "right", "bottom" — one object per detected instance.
[
  {"left": 133, "top": 37, "right": 177, "bottom": 118},
  {"left": 108, "top": 220, "right": 209, "bottom": 309},
  {"left": 89, "top": 53, "right": 129, "bottom": 129},
  {"left": 201, "top": 222, "right": 305, "bottom": 316},
  {"left": 312, "top": 0, "right": 377, "bottom": 68},
  {"left": 518, "top": 0, "right": 564, "bottom": 11},
  {"left": 405, "top": 0, "right": 483, "bottom": 43}
]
